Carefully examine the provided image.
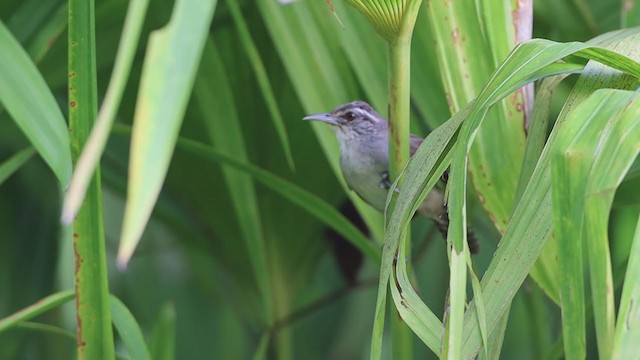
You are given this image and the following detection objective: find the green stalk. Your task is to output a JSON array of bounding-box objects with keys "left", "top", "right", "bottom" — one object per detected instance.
[
  {"left": 340, "top": 1, "right": 423, "bottom": 358},
  {"left": 387, "top": 37, "right": 412, "bottom": 181},
  {"left": 387, "top": 35, "right": 413, "bottom": 360},
  {"left": 68, "top": 0, "right": 114, "bottom": 358}
]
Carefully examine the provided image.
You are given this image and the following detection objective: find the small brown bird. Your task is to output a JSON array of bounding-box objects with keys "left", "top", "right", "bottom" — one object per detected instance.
[{"left": 305, "top": 100, "right": 478, "bottom": 253}]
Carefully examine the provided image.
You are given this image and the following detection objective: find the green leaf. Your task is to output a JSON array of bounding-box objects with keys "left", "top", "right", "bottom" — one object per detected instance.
[
  {"left": 622, "top": 0, "right": 640, "bottom": 28},
  {"left": 62, "top": 0, "right": 150, "bottom": 224},
  {"left": 117, "top": 0, "right": 217, "bottom": 266},
  {"left": 458, "top": 33, "right": 640, "bottom": 358},
  {"left": 468, "top": 260, "right": 488, "bottom": 359},
  {"left": 381, "top": 30, "right": 640, "bottom": 359},
  {"left": 614, "top": 176, "right": 640, "bottom": 208},
  {"left": 613, "top": 212, "right": 640, "bottom": 359},
  {"left": 374, "top": 103, "right": 467, "bottom": 358},
  {"left": 193, "top": 39, "right": 273, "bottom": 325},
  {"left": 514, "top": 74, "right": 572, "bottom": 305},
  {"left": 0, "top": 147, "right": 35, "bottom": 186},
  {"left": 585, "top": 91, "right": 640, "bottom": 359},
  {"left": 110, "top": 296, "right": 152, "bottom": 360},
  {"left": 225, "top": 0, "right": 294, "bottom": 170},
  {"left": 12, "top": 321, "right": 76, "bottom": 341},
  {"left": 0, "top": 20, "right": 71, "bottom": 186},
  {"left": 0, "top": 291, "right": 75, "bottom": 334},
  {"left": 149, "top": 302, "right": 176, "bottom": 360},
  {"left": 389, "top": 152, "right": 453, "bottom": 355},
  {"left": 552, "top": 90, "right": 636, "bottom": 359},
  {"left": 68, "top": 0, "right": 114, "bottom": 357},
  {"left": 25, "top": 3, "right": 67, "bottom": 64}
]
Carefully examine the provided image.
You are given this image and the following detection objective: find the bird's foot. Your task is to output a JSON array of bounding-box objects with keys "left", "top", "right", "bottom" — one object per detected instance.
[{"left": 379, "top": 171, "right": 400, "bottom": 193}]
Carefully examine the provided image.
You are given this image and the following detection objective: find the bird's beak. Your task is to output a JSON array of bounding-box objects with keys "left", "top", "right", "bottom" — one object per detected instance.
[{"left": 303, "top": 113, "right": 339, "bottom": 126}]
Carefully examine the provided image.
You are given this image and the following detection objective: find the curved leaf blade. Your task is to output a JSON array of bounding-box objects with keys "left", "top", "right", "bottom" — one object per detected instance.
[
  {"left": 0, "top": 147, "right": 35, "bottom": 186},
  {"left": 117, "top": 0, "right": 217, "bottom": 266},
  {"left": 0, "top": 20, "right": 71, "bottom": 186},
  {"left": 110, "top": 296, "right": 152, "bottom": 360}
]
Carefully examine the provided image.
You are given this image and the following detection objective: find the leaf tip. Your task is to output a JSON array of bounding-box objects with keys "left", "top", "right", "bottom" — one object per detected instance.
[{"left": 116, "top": 251, "right": 131, "bottom": 270}]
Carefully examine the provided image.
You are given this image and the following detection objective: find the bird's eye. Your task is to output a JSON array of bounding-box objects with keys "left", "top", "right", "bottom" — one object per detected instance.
[{"left": 345, "top": 111, "right": 356, "bottom": 121}]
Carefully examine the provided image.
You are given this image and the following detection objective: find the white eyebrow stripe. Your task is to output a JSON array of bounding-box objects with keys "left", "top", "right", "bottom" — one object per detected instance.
[{"left": 353, "top": 108, "right": 369, "bottom": 116}]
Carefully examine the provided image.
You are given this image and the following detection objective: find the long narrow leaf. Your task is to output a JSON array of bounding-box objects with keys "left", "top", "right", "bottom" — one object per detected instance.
[
  {"left": 194, "top": 39, "right": 273, "bottom": 325},
  {"left": 585, "top": 91, "right": 640, "bottom": 358},
  {"left": 459, "top": 33, "right": 640, "bottom": 358},
  {"left": 225, "top": 0, "right": 294, "bottom": 169},
  {"left": 0, "top": 291, "right": 75, "bottom": 334},
  {"left": 0, "top": 147, "right": 35, "bottom": 186},
  {"left": 117, "top": 0, "right": 217, "bottom": 266},
  {"left": 149, "top": 302, "right": 176, "bottom": 360},
  {"left": 613, "top": 212, "right": 640, "bottom": 359},
  {"left": 381, "top": 31, "right": 640, "bottom": 359},
  {"left": 110, "top": 296, "right": 152, "bottom": 360},
  {"left": 62, "top": 0, "right": 150, "bottom": 224},
  {"left": 552, "top": 90, "right": 635, "bottom": 359},
  {"left": 0, "top": 20, "right": 71, "bottom": 186},
  {"left": 68, "top": 0, "right": 114, "bottom": 357}
]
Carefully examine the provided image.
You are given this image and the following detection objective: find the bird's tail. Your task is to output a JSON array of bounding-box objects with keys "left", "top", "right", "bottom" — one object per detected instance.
[{"left": 433, "top": 212, "right": 480, "bottom": 254}]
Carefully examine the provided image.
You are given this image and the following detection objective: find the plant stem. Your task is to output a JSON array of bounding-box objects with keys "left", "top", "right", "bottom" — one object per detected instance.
[
  {"left": 387, "top": 34, "right": 414, "bottom": 360},
  {"left": 68, "top": 0, "right": 114, "bottom": 358},
  {"left": 387, "top": 37, "right": 412, "bottom": 182}
]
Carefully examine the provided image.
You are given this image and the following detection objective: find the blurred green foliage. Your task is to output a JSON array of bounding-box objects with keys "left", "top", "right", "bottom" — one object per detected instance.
[{"left": 0, "top": 0, "right": 639, "bottom": 359}]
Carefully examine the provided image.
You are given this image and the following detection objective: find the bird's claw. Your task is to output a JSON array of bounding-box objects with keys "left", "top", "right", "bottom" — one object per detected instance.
[{"left": 379, "top": 171, "right": 400, "bottom": 193}]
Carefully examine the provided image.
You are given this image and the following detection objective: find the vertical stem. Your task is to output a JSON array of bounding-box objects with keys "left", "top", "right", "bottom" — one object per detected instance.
[
  {"left": 68, "top": 0, "right": 114, "bottom": 358},
  {"left": 387, "top": 36, "right": 411, "bottom": 182},
  {"left": 387, "top": 35, "right": 413, "bottom": 360}
]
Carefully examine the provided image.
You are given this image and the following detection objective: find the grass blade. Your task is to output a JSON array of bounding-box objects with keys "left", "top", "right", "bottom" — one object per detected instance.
[
  {"left": 0, "top": 147, "right": 35, "bottom": 186},
  {"left": 377, "top": 103, "right": 468, "bottom": 359},
  {"left": 551, "top": 90, "right": 634, "bottom": 359},
  {"left": 62, "top": 0, "right": 150, "bottom": 224},
  {"left": 586, "top": 91, "right": 640, "bottom": 358},
  {"left": 194, "top": 39, "right": 273, "bottom": 325},
  {"left": 68, "top": 0, "right": 114, "bottom": 357},
  {"left": 117, "top": 0, "right": 217, "bottom": 266},
  {"left": 0, "top": 20, "right": 71, "bottom": 186},
  {"left": 613, "top": 212, "right": 640, "bottom": 359},
  {"left": 380, "top": 30, "right": 640, "bottom": 359},
  {"left": 149, "top": 302, "right": 176, "bottom": 360},
  {"left": 459, "top": 33, "right": 640, "bottom": 358},
  {"left": 110, "top": 296, "right": 152, "bottom": 360},
  {"left": 225, "top": 0, "right": 294, "bottom": 169},
  {"left": 0, "top": 291, "right": 75, "bottom": 334}
]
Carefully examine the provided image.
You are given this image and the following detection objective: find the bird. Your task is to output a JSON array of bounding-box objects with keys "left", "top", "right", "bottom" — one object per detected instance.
[{"left": 304, "top": 100, "right": 478, "bottom": 254}]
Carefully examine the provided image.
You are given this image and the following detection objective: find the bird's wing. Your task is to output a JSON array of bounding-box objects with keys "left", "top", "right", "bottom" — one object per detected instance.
[
  {"left": 409, "top": 134, "right": 423, "bottom": 157},
  {"left": 409, "top": 133, "right": 449, "bottom": 182}
]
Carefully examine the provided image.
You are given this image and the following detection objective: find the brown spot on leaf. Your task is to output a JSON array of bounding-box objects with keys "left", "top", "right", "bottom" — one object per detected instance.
[
  {"left": 73, "top": 240, "right": 85, "bottom": 349},
  {"left": 69, "top": 101, "right": 77, "bottom": 108}
]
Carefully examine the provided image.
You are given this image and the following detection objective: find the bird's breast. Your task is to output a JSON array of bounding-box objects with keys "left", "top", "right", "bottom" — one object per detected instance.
[{"left": 339, "top": 144, "right": 389, "bottom": 212}]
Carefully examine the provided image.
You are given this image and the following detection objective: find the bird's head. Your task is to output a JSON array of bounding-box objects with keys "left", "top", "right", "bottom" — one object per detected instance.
[{"left": 303, "top": 101, "right": 387, "bottom": 141}]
